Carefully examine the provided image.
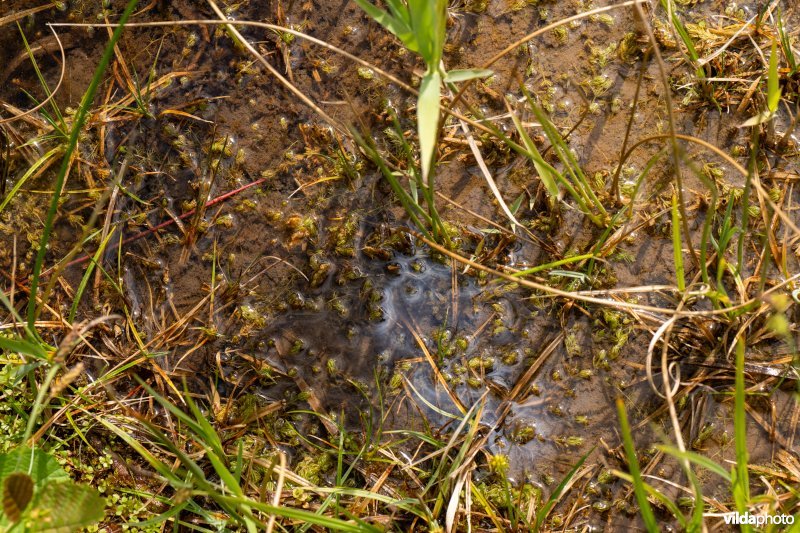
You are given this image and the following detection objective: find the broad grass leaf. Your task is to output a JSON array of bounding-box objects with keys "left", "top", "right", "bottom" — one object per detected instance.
[{"left": 417, "top": 70, "right": 441, "bottom": 183}]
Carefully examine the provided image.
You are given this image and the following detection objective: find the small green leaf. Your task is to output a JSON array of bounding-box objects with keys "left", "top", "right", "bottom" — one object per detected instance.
[
  {"left": 418, "top": 70, "right": 441, "bottom": 184},
  {"left": 510, "top": 193, "right": 525, "bottom": 216},
  {"left": 443, "top": 69, "right": 493, "bottom": 83}
]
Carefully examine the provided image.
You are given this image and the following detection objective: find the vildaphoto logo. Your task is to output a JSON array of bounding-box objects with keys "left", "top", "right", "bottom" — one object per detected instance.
[{"left": 722, "top": 512, "right": 795, "bottom": 526}]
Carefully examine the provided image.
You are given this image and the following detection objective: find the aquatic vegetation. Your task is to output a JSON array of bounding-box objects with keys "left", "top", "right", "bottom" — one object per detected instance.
[{"left": 0, "top": 0, "right": 798, "bottom": 530}]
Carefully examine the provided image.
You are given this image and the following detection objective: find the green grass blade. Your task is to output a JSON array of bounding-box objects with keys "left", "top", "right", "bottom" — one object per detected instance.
[
  {"left": 384, "top": 0, "right": 411, "bottom": 26},
  {"left": 134, "top": 420, "right": 215, "bottom": 492},
  {"left": 0, "top": 285, "right": 44, "bottom": 347},
  {"left": 314, "top": 488, "right": 426, "bottom": 518},
  {"left": 126, "top": 501, "right": 190, "bottom": 528},
  {"left": 671, "top": 192, "right": 686, "bottom": 291},
  {"left": 215, "top": 494, "right": 380, "bottom": 532},
  {"left": 0, "top": 146, "right": 60, "bottom": 214},
  {"left": 403, "top": 376, "right": 461, "bottom": 419},
  {"left": 23, "top": 363, "right": 61, "bottom": 442},
  {"left": 672, "top": 12, "right": 698, "bottom": 61},
  {"left": 97, "top": 417, "right": 187, "bottom": 483},
  {"left": 588, "top": 146, "right": 668, "bottom": 273},
  {"left": 0, "top": 335, "right": 49, "bottom": 360},
  {"left": 523, "top": 94, "right": 607, "bottom": 221},
  {"left": 510, "top": 253, "right": 594, "bottom": 277},
  {"left": 184, "top": 391, "right": 228, "bottom": 462},
  {"left": 767, "top": 40, "right": 781, "bottom": 114},
  {"left": 204, "top": 446, "right": 242, "bottom": 496},
  {"left": 27, "top": 0, "right": 140, "bottom": 331},
  {"left": 533, "top": 447, "right": 593, "bottom": 532},
  {"left": 137, "top": 379, "right": 206, "bottom": 439},
  {"left": 351, "top": 129, "right": 432, "bottom": 238},
  {"left": 17, "top": 24, "right": 65, "bottom": 134},
  {"left": 132, "top": 382, "right": 261, "bottom": 530},
  {"left": 105, "top": 416, "right": 257, "bottom": 528},
  {"left": 660, "top": 1, "right": 699, "bottom": 61},
  {"left": 733, "top": 336, "right": 750, "bottom": 517},
  {"left": 656, "top": 445, "right": 731, "bottom": 483},
  {"left": 352, "top": 0, "right": 417, "bottom": 52},
  {"left": 68, "top": 229, "right": 116, "bottom": 322},
  {"left": 737, "top": 128, "right": 757, "bottom": 275},
  {"left": 508, "top": 109, "right": 560, "bottom": 201},
  {"left": 616, "top": 399, "right": 659, "bottom": 532},
  {"left": 778, "top": 12, "right": 797, "bottom": 74},
  {"left": 506, "top": 102, "right": 602, "bottom": 224},
  {"left": 384, "top": 429, "right": 444, "bottom": 448},
  {"left": 387, "top": 106, "right": 423, "bottom": 195},
  {"left": 613, "top": 471, "right": 686, "bottom": 527},
  {"left": 0, "top": 290, "right": 51, "bottom": 358}
]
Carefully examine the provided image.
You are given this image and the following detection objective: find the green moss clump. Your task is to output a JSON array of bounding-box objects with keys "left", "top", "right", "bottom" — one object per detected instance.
[{"left": 295, "top": 451, "right": 334, "bottom": 486}]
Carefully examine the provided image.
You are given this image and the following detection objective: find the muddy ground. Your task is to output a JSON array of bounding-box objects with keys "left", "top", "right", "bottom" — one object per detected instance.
[{"left": 0, "top": 0, "right": 798, "bottom": 530}]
